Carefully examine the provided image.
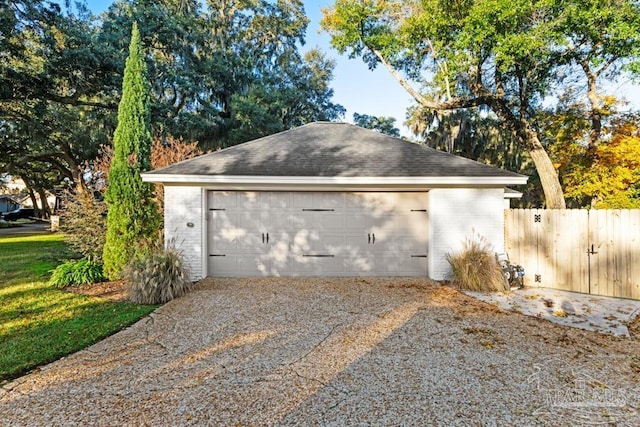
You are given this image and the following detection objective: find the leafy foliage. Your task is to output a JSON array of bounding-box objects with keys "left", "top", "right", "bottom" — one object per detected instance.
[
  {"left": 540, "top": 95, "right": 640, "bottom": 208},
  {"left": 61, "top": 136, "right": 200, "bottom": 267},
  {"left": 48, "top": 258, "right": 105, "bottom": 288},
  {"left": 353, "top": 113, "right": 400, "bottom": 137},
  {"left": 1, "top": 0, "right": 344, "bottom": 201},
  {"left": 60, "top": 191, "right": 108, "bottom": 261},
  {"left": 562, "top": 117, "right": 640, "bottom": 208},
  {"left": 446, "top": 237, "right": 507, "bottom": 292},
  {"left": 0, "top": 0, "right": 120, "bottom": 197},
  {"left": 124, "top": 247, "right": 192, "bottom": 305},
  {"left": 103, "top": 23, "right": 160, "bottom": 280},
  {"left": 94, "top": 136, "right": 202, "bottom": 210},
  {"left": 101, "top": 0, "right": 345, "bottom": 150},
  {"left": 554, "top": 0, "right": 640, "bottom": 147}
]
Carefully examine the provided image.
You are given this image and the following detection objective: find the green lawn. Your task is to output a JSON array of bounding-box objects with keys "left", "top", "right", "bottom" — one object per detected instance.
[{"left": 0, "top": 233, "right": 157, "bottom": 382}]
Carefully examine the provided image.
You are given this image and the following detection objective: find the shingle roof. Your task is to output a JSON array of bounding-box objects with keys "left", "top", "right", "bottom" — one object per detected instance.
[{"left": 146, "top": 122, "right": 525, "bottom": 179}]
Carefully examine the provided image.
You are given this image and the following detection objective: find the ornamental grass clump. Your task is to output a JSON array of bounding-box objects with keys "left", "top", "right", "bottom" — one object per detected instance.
[
  {"left": 49, "top": 257, "right": 106, "bottom": 288},
  {"left": 124, "top": 247, "right": 192, "bottom": 304},
  {"left": 446, "top": 237, "right": 507, "bottom": 292}
]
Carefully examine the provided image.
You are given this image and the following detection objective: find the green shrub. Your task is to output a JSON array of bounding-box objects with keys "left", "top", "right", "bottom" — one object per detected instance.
[
  {"left": 48, "top": 258, "right": 106, "bottom": 288},
  {"left": 446, "top": 237, "right": 507, "bottom": 292},
  {"left": 60, "top": 191, "right": 107, "bottom": 262},
  {"left": 124, "top": 247, "right": 192, "bottom": 304},
  {"left": 103, "top": 23, "right": 161, "bottom": 280}
]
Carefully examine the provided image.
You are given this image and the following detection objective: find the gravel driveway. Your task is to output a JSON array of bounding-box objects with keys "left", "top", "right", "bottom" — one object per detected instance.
[{"left": 2, "top": 278, "right": 639, "bottom": 426}]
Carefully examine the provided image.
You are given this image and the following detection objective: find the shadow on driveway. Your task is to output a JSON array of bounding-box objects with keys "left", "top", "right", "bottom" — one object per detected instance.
[{"left": 1, "top": 278, "right": 639, "bottom": 425}]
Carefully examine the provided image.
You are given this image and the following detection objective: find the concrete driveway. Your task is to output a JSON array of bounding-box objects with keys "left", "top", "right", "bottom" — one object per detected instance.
[
  {"left": 2, "top": 278, "right": 639, "bottom": 426},
  {"left": 0, "top": 221, "right": 50, "bottom": 236}
]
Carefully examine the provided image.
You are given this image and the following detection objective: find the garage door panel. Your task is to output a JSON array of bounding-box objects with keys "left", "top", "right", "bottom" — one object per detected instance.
[
  {"left": 318, "top": 193, "right": 345, "bottom": 209},
  {"left": 292, "top": 233, "right": 345, "bottom": 256},
  {"left": 341, "top": 232, "right": 369, "bottom": 253},
  {"left": 294, "top": 211, "right": 344, "bottom": 232},
  {"left": 208, "top": 255, "right": 238, "bottom": 276},
  {"left": 401, "top": 211, "right": 429, "bottom": 236},
  {"left": 236, "top": 254, "right": 270, "bottom": 276},
  {"left": 379, "top": 255, "right": 428, "bottom": 275},
  {"left": 237, "top": 211, "right": 268, "bottom": 231},
  {"left": 321, "top": 213, "right": 344, "bottom": 230},
  {"left": 270, "top": 213, "right": 292, "bottom": 230},
  {"left": 291, "top": 255, "right": 344, "bottom": 276},
  {"left": 344, "top": 252, "right": 375, "bottom": 274},
  {"left": 349, "top": 193, "right": 396, "bottom": 214},
  {"left": 233, "top": 192, "right": 267, "bottom": 210},
  {"left": 290, "top": 228, "right": 322, "bottom": 254},
  {"left": 266, "top": 192, "right": 292, "bottom": 209},
  {"left": 210, "top": 255, "right": 273, "bottom": 276},
  {"left": 211, "top": 232, "right": 238, "bottom": 252},
  {"left": 344, "top": 213, "right": 370, "bottom": 230},
  {"left": 208, "top": 191, "right": 428, "bottom": 277},
  {"left": 292, "top": 192, "right": 314, "bottom": 208},
  {"left": 236, "top": 233, "right": 264, "bottom": 251},
  {"left": 374, "top": 236, "right": 427, "bottom": 255},
  {"left": 209, "top": 191, "right": 237, "bottom": 209},
  {"left": 210, "top": 211, "right": 234, "bottom": 228},
  {"left": 293, "top": 192, "right": 344, "bottom": 209},
  {"left": 394, "top": 193, "right": 429, "bottom": 212}
]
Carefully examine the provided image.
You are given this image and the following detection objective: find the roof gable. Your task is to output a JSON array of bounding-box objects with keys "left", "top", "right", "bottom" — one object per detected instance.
[{"left": 145, "top": 122, "right": 526, "bottom": 181}]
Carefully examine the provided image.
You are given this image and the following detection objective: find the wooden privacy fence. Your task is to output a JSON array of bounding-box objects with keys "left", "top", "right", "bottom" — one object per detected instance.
[{"left": 505, "top": 209, "right": 640, "bottom": 300}]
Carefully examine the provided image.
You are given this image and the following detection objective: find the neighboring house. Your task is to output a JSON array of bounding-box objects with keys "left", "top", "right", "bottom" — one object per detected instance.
[
  {"left": 142, "top": 122, "right": 527, "bottom": 280},
  {"left": 0, "top": 195, "right": 20, "bottom": 213},
  {"left": 0, "top": 176, "right": 57, "bottom": 212},
  {"left": 19, "top": 191, "right": 57, "bottom": 211}
]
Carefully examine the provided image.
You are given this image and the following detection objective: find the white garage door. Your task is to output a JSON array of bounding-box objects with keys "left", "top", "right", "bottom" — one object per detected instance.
[{"left": 207, "top": 191, "right": 428, "bottom": 277}]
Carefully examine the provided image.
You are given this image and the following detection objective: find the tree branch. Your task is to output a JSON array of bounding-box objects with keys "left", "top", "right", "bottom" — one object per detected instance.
[
  {"left": 367, "top": 45, "right": 492, "bottom": 111},
  {"left": 45, "top": 94, "right": 117, "bottom": 109}
]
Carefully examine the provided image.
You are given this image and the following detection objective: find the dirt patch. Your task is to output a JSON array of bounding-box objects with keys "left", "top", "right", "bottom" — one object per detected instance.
[
  {"left": 629, "top": 312, "right": 640, "bottom": 340},
  {"left": 65, "top": 280, "right": 128, "bottom": 302}
]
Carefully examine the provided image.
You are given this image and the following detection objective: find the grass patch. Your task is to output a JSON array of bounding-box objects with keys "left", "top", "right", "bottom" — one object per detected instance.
[{"left": 0, "top": 233, "right": 157, "bottom": 382}]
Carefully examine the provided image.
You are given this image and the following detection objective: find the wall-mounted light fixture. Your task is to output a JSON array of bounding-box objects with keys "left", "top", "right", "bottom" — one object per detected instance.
[{"left": 186, "top": 222, "right": 194, "bottom": 228}]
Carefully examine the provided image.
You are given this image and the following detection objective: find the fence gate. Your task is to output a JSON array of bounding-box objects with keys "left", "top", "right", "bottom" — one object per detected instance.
[{"left": 505, "top": 209, "right": 640, "bottom": 300}]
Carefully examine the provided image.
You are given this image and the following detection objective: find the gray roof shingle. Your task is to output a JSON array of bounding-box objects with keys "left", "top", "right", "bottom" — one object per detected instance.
[{"left": 146, "top": 122, "right": 525, "bottom": 179}]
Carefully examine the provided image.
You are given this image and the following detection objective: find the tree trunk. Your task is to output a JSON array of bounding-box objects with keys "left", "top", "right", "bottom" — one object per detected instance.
[
  {"left": 371, "top": 47, "right": 566, "bottom": 208},
  {"left": 36, "top": 187, "right": 51, "bottom": 218},
  {"left": 586, "top": 80, "right": 602, "bottom": 152},
  {"left": 527, "top": 143, "right": 566, "bottom": 209},
  {"left": 60, "top": 151, "right": 90, "bottom": 197},
  {"left": 484, "top": 100, "right": 566, "bottom": 208},
  {"left": 27, "top": 187, "right": 40, "bottom": 217}
]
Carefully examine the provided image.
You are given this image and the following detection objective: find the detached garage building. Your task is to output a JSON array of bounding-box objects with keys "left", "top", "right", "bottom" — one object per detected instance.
[{"left": 142, "top": 122, "right": 527, "bottom": 280}]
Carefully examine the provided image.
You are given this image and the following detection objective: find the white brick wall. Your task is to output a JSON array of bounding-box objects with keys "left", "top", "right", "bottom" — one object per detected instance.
[
  {"left": 428, "top": 188, "right": 505, "bottom": 281},
  {"left": 163, "top": 186, "right": 204, "bottom": 280}
]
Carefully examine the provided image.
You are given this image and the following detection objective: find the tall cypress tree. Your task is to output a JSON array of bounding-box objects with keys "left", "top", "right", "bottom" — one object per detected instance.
[{"left": 103, "top": 22, "right": 160, "bottom": 279}]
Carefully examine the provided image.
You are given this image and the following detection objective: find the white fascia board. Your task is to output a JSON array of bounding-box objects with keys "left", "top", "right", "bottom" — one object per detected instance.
[
  {"left": 504, "top": 191, "right": 524, "bottom": 199},
  {"left": 141, "top": 174, "right": 528, "bottom": 186}
]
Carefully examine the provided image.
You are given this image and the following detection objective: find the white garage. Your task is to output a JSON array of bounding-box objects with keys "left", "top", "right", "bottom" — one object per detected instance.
[{"left": 142, "top": 122, "right": 527, "bottom": 280}]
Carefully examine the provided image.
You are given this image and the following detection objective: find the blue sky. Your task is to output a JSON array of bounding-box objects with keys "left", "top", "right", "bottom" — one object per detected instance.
[{"left": 84, "top": 0, "right": 639, "bottom": 137}]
